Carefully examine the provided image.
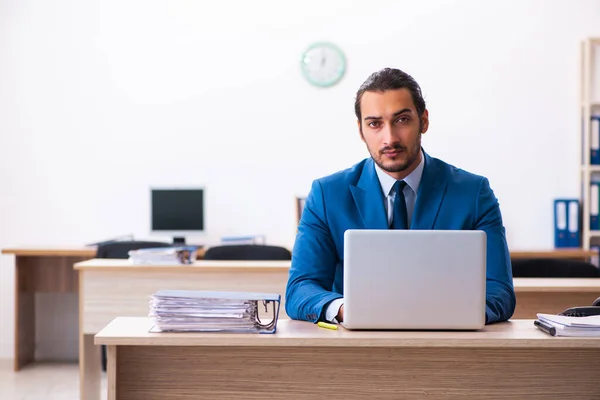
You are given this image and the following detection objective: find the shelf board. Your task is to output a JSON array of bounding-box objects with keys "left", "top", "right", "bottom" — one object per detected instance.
[
  {"left": 580, "top": 165, "right": 600, "bottom": 172},
  {"left": 589, "top": 231, "right": 600, "bottom": 237},
  {"left": 581, "top": 102, "right": 600, "bottom": 107}
]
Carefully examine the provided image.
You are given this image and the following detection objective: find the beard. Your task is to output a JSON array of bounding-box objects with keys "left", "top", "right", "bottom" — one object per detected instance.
[{"left": 369, "top": 135, "right": 421, "bottom": 173}]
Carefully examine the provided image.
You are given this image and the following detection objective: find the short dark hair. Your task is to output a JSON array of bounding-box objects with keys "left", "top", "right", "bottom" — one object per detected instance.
[{"left": 354, "top": 68, "right": 426, "bottom": 122}]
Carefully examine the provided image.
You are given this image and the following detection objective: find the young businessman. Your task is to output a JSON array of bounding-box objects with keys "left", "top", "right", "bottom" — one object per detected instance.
[{"left": 285, "top": 68, "right": 516, "bottom": 325}]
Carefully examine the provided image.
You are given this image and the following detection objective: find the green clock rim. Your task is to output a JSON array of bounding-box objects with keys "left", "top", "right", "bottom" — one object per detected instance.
[{"left": 300, "top": 41, "right": 347, "bottom": 88}]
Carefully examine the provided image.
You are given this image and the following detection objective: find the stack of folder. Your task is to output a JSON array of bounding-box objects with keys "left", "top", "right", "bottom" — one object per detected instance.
[
  {"left": 553, "top": 199, "right": 581, "bottom": 248},
  {"left": 220, "top": 235, "right": 266, "bottom": 245},
  {"left": 128, "top": 246, "right": 198, "bottom": 265},
  {"left": 149, "top": 290, "right": 280, "bottom": 333},
  {"left": 535, "top": 313, "right": 600, "bottom": 337}
]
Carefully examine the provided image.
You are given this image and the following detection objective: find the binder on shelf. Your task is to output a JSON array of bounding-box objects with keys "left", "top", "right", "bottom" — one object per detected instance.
[
  {"left": 591, "top": 245, "right": 600, "bottom": 268},
  {"left": 591, "top": 181, "right": 600, "bottom": 231},
  {"left": 591, "top": 116, "right": 600, "bottom": 165},
  {"left": 553, "top": 199, "right": 569, "bottom": 248},
  {"left": 149, "top": 290, "right": 281, "bottom": 334},
  {"left": 567, "top": 200, "right": 581, "bottom": 248}
]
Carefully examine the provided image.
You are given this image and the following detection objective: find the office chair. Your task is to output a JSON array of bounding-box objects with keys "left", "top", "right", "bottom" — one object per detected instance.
[
  {"left": 95, "top": 240, "right": 173, "bottom": 259},
  {"left": 95, "top": 240, "right": 172, "bottom": 372},
  {"left": 511, "top": 258, "right": 600, "bottom": 278},
  {"left": 203, "top": 244, "right": 292, "bottom": 260}
]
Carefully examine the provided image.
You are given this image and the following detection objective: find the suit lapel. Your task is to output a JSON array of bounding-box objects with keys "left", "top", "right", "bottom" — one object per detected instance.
[
  {"left": 350, "top": 159, "right": 388, "bottom": 229},
  {"left": 411, "top": 151, "right": 447, "bottom": 229}
]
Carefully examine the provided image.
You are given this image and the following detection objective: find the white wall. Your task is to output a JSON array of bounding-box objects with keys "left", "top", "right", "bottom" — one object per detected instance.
[{"left": 1, "top": 0, "right": 600, "bottom": 359}]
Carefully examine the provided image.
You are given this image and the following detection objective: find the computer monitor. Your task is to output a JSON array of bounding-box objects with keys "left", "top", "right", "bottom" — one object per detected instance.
[{"left": 151, "top": 188, "right": 204, "bottom": 244}]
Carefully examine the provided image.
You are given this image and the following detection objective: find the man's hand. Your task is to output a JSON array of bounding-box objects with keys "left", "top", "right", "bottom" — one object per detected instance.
[{"left": 336, "top": 304, "right": 344, "bottom": 322}]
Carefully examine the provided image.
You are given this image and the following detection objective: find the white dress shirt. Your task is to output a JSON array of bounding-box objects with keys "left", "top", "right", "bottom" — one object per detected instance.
[{"left": 324, "top": 150, "right": 426, "bottom": 323}]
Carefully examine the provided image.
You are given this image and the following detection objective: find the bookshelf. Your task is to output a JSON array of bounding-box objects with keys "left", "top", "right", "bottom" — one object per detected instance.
[{"left": 580, "top": 37, "right": 600, "bottom": 251}]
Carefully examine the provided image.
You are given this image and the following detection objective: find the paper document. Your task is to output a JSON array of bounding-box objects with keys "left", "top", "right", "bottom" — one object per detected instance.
[
  {"left": 128, "top": 246, "right": 198, "bottom": 265},
  {"left": 536, "top": 313, "right": 600, "bottom": 337},
  {"left": 149, "top": 290, "right": 280, "bottom": 333}
]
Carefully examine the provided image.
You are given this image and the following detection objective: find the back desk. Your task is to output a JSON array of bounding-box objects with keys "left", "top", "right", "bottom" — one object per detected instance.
[
  {"left": 75, "top": 259, "right": 600, "bottom": 400},
  {"left": 76, "top": 259, "right": 290, "bottom": 400},
  {"left": 1, "top": 246, "right": 205, "bottom": 371}
]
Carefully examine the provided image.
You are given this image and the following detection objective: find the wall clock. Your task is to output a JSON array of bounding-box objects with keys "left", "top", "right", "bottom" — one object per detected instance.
[{"left": 300, "top": 42, "right": 346, "bottom": 88}]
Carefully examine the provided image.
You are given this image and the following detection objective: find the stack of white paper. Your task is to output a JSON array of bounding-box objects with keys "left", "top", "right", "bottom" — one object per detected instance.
[
  {"left": 149, "top": 290, "right": 280, "bottom": 333},
  {"left": 536, "top": 313, "right": 600, "bottom": 337},
  {"left": 128, "top": 247, "right": 197, "bottom": 265},
  {"left": 220, "top": 235, "right": 266, "bottom": 245}
]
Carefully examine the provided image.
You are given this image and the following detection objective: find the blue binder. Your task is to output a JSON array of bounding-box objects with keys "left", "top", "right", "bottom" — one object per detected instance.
[
  {"left": 567, "top": 200, "right": 581, "bottom": 248},
  {"left": 592, "top": 116, "right": 600, "bottom": 165},
  {"left": 591, "top": 182, "right": 600, "bottom": 231},
  {"left": 591, "top": 245, "right": 600, "bottom": 268},
  {"left": 553, "top": 199, "right": 569, "bottom": 248}
]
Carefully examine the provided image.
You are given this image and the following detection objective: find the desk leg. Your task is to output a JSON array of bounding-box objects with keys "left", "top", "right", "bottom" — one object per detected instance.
[
  {"left": 107, "top": 346, "right": 117, "bottom": 400},
  {"left": 79, "top": 333, "right": 101, "bottom": 400},
  {"left": 14, "top": 256, "right": 35, "bottom": 371}
]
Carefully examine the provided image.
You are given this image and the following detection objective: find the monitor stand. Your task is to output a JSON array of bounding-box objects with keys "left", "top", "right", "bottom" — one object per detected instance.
[{"left": 173, "top": 237, "right": 186, "bottom": 245}]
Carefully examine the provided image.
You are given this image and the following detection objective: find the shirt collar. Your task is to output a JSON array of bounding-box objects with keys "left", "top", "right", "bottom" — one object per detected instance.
[{"left": 374, "top": 149, "right": 425, "bottom": 197}]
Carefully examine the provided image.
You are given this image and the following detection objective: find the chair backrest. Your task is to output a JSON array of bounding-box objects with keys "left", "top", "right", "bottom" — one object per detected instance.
[
  {"left": 511, "top": 258, "right": 600, "bottom": 278},
  {"left": 95, "top": 240, "right": 173, "bottom": 259},
  {"left": 203, "top": 244, "right": 292, "bottom": 261}
]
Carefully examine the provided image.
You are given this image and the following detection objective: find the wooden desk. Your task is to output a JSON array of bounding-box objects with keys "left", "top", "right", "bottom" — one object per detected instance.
[
  {"left": 1, "top": 246, "right": 206, "bottom": 371},
  {"left": 76, "top": 259, "right": 290, "bottom": 400},
  {"left": 510, "top": 249, "right": 597, "bottom": 260},
  {"left": 1, "top": 247, "right": 96, "bottom": 371},
  {"left": 513, "top": 278, "right": 600, "bottom": 318},
  {"left": 96, "top": 317, "right": 600, "bottom": 400}
]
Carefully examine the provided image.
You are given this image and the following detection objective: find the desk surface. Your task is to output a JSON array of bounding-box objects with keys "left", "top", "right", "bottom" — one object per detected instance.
[
  {"left": 2, "top": 247, "right": 97, "bottom": 256},
  {"left": 95, "top": 317, "right": 600, "bottom": 348},
  {"left": 4, "top": 246, "right": 595, "bottom": 259},
  {"left": 513, "top": 277, "right": 600, "bottom": 291},
  {"left": 509, "top": 249, "right": 597, "bottom": 259},
  {"left": 2, "top": 246, "right": 206, "bottom": 258},
  {"left": 75, "top": 258, "right": 290, "bottom": 271}
]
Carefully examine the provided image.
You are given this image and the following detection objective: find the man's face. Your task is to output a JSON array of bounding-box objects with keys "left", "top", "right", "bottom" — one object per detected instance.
[{"left": 358, "top": 88, "right": 429, "bottom": 179}]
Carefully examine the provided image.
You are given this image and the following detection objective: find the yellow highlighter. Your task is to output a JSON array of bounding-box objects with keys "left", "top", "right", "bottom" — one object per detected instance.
[{"left": 317, "top": 321, "right": 338, "bottom": 330}]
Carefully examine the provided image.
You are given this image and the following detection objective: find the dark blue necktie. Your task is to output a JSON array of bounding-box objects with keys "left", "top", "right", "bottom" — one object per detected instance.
[{"left": 391, "top": 180, "right": 408, "bottom": 229}]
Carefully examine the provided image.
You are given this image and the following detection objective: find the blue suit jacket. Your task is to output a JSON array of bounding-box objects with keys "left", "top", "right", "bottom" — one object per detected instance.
[{"left": 285, "top": 151, "right": 516, "bottom": 324}]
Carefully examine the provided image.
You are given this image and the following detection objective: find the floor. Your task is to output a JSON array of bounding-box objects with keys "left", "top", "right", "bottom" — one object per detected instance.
[{"left": 0, "top": 360, "right": 107, "bottom": 400}]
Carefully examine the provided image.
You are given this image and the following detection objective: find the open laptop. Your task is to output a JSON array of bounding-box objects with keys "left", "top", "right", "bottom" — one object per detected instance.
[{"left": 341, "top": 229, "right": 486, "bottom": 330}]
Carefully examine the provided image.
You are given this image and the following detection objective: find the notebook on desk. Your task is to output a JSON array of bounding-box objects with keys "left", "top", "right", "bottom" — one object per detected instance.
[
  {"left": 535, "top": 313, "right": 600, "bottom": 337},
  {"left": 341, "top": 230, "right": 487, "bottom": 330}
]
